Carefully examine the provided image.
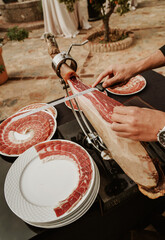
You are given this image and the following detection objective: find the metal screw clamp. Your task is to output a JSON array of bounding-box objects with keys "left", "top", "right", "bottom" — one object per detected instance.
[{"left": 52, "top": 51, "right": 77, "bottom": 78}]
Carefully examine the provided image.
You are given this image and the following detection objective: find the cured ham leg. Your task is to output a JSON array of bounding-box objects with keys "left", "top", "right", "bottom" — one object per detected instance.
[
  {"left": 45, "top": 35, "right": 165, "bottom": 199},
  {"left": 68, "top": 77, "right": 165, "bottom": 199}
]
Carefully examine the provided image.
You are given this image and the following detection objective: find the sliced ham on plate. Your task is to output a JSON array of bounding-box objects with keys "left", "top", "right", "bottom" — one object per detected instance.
[
  {"left": 35, "top": 140, "right": 93, "bottom": 217},
  {"left": 0, "top": 103, "right": 57, "bottom": 157},
  {"left": 107, "top": 75, "right": 146, "bottom": 95}
]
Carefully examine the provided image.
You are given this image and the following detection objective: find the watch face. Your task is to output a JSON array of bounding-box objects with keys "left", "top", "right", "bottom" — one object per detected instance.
[{"left": 159, "top": 130, "right": 165, "bottom": 147}]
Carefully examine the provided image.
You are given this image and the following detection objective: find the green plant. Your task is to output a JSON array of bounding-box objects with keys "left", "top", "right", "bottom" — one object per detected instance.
[
  {"left": 59, "top": 0, "right": 130, "bottom": 42},
  {"left": 7, "top": 26, "right": 29, "bottom": 41},
  {"left": 0, "top": 64, "right": 5, "bottom": 74}
]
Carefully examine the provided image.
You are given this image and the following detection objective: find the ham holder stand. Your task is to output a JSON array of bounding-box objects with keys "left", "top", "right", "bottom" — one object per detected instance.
[{"left": 46, "top": 34, "right": 112, "bottom": 160}]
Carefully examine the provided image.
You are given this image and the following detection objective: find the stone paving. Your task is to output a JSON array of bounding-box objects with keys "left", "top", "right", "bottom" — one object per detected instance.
[{"left": 0, "top": 0, "right": 165, "bottom": 121}]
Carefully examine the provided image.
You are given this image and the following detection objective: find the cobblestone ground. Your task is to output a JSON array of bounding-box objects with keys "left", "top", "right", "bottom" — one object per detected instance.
[{"left": 0, "top": 0, "right": 165, "bottom": 120}]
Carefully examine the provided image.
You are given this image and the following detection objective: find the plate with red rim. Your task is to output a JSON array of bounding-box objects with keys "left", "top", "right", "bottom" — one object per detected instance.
[
  {"left": 106, "top": 75, "right": 147, "bottom": 96},
  {"left": 65, "top": 86, "right": 108, "bottom": 111},
  {"left": 0, "top": 107, "right": 57, "bottom": 157},
  {"left": 4, "top": 140, "right": 99, "bottom": 224}
]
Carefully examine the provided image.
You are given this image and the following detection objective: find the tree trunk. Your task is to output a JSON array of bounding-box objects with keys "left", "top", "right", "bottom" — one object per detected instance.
[
  {"left": 102, "top": 6, "right": 115, "bottom": 42},
  {"left": 103, "top": 17, "right": 110, "bottom": 42}
]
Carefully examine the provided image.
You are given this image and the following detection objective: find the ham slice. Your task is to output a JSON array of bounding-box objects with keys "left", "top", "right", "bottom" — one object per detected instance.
[{"left": 63, "top": 75, "right": 165, "bottom": 199}]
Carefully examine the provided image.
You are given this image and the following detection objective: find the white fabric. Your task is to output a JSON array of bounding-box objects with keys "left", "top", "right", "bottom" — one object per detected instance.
[{"left": 42, "top": 0, "right": 91, "bottom": 38}]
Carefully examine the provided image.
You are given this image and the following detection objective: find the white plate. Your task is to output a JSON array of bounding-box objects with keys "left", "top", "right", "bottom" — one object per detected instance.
[
  {"left": 25, "top": 162, "right": 100, "bottom": 228},
  {"left": 106, "top": 75, "right": 146, "bottom": 96},
  {"left": 4, "top": 140, "right": 96, "bottom": 223},
  {"left": 0, "top": 110, "right": 57, "bottom": 157}
]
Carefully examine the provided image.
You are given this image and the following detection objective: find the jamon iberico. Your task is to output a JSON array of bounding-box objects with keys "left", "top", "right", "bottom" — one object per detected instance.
[
  {"left": 63, "top": 75, "right": 165, "bottom": 199},
  {"left": 45, "top": 35, "right": 165, "bottom": 199}
]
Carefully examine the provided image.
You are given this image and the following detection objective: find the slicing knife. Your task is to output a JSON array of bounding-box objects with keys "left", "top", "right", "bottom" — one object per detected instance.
[{"left": 12, "top": 87, "right": 97, "bottom": 122}]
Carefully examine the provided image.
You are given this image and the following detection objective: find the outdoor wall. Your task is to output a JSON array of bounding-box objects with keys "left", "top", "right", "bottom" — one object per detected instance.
[{"left": 0, "top": 0, "right": 43, "bottom": 23}]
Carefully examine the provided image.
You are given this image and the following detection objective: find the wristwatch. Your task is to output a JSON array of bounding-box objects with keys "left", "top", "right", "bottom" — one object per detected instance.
[{"left": 157, "top": 126, "right": 165, "bottom": 147}]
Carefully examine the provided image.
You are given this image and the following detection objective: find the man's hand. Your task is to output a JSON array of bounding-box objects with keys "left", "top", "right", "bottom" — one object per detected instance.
[
  {"left": 92, "top": 49, "right": 165, "bottom": 88},
  {"left": 111, "top": 106, "right": 165, "bottom": 142},
  {"left": 92, "top": 64, "right": 137, "bottom": 88}
]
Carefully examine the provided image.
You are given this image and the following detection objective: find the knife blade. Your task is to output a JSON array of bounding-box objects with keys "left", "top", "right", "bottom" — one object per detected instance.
[{"left": 12, "top": 87, "right": 97, "bottom": 122}]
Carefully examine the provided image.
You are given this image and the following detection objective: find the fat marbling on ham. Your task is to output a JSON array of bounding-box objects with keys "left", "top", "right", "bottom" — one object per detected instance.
[{"left": 66, "top": 76, "right": 165, "bottom": 199}]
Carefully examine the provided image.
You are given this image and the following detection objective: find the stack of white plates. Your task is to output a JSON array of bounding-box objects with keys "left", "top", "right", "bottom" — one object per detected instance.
[{"left": 4, "top": 140, "right": 100, "bottom": 228}]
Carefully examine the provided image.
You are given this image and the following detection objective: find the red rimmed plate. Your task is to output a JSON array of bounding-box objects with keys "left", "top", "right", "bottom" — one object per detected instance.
[{"left": 106, "top": 75, "right": 146, "bottom": 96}]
